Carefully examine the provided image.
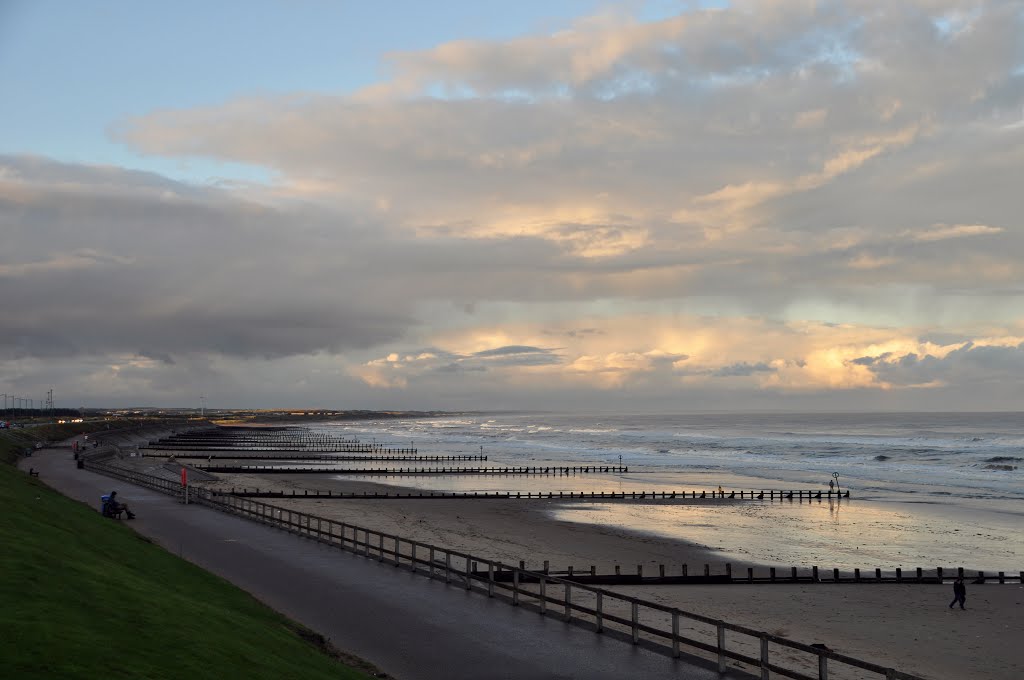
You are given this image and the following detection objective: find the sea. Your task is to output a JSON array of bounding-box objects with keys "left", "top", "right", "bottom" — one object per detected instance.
[{"left": 310, "top": 412, "right": 1024, "bottom": 572}]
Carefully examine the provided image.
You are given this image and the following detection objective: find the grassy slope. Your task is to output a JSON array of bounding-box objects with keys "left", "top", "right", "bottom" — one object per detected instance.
[{"left": 0, "top": 429, "right": 374, "bottom": 680}]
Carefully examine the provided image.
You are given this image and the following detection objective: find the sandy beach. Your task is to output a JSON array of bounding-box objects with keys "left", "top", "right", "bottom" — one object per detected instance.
[{"left": 175, "top": 467, "right": 1023, "bottom": 680}]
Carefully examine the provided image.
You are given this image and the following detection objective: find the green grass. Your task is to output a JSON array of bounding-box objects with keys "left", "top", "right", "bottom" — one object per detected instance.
[{"left": 0, "top": 429, "right": 376, "bottom": 679}]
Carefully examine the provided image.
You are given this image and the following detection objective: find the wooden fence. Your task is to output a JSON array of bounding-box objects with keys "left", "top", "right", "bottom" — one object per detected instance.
[{"left": 82, "top": 455, "right": 926, "bottom": 680}]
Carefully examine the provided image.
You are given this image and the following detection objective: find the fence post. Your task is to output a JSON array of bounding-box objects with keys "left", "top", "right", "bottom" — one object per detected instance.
[
  {"left": 513, "top": 568, "right": 520, "bottom": 605},
  {"left": 818, "top": 651, "right": 828, "bottom": 680},
  {"left": 672, "top": 612, "right": 679, "bottom": 657},
  {"left": 564, "top": 583, "right": 571, "bottom": 622},
  {"left": 488, "top": 561, "right": 495, "bottom": 597},
  {"left": 596, "top": 592, "right": 603, "bottom": 632},
  {"left": 445, "top": 552, "right": 451, "bottom": 583},
  {"left": 760, "top": 634, "right": 770, "bottom": 680},
  {"left": 631, "top": 602, "right": 639, "bottom": 644},
  {"left": 717, "top": 623, "right": 726, "bottom": 673},
  {"left": 539, "top": 576, "right": 547, "bottom": 615},
  {"left": 465, "top": 556, "right": 473, "bottom": 589}
]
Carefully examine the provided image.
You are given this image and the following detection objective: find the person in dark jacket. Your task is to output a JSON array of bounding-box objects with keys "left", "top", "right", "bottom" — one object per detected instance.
[
  {"left": 948, "top": 577, "right": 966, "bottom": 610},
  {"left": 103, "top": 490, "right": 135, "bottom": 519}
]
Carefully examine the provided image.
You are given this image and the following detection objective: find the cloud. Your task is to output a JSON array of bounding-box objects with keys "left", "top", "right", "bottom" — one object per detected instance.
[
  {"left": 6, "top": 2, "right": 1024, "bottom": 409},
  {"left": 909, "top": 224, "right": 1004, "bottom": 242}
]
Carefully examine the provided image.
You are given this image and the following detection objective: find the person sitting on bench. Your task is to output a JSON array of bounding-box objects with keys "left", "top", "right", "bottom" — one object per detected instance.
[{"left": 101, "top": 491, "right": 135, "bottom": 519}]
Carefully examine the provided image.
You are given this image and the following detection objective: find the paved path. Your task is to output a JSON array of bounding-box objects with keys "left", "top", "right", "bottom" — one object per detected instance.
[{"left": 22, "top": 447, "right": 746, "bottom": 680}]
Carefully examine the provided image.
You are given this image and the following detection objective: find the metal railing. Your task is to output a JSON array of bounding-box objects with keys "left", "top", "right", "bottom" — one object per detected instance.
[{"left": 83, "top": 458, "right": 924, "bottom": 680}]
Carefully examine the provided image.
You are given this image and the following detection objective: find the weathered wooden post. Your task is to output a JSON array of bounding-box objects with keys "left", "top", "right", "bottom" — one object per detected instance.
[
  {"left": 704, "top": 564, "right": 710, "bottom": 577},
  {"left": 854, "top": 568, "right": 861, "bottom": 582},
  {"left": 465, "top": 556, "right": 472, "bottom": 589},
  {"left": 791, "top": 566, "right": 798, "bottom": 581},
  {"left": 818, "top": 650, "right": 829, "bottom": 680},
  {"left": 487, "top": 561, "right": 495, "bottom": 597},
  {"left": 748, "top": 567, "right": 754, "bottom": 583},
  {"left": 631, "top": 602, "right": 639, "bottom": 644},
  {"left": 770, "top": 567, "right": 776, "bottom": 582},
  {"left": 682, "top": 564, "right": 688, "bottom": 576},
  {"left": 833, "top": 568, "right": 840, "bottom": 582},
  {"left": 717, "top": 623, "right": 727, "bottom": 674},
  {"left": 813, "top": 566, "right": 819, "bottom": 582},
  {"left": 543, "top": 560, "right": 549, "bottom": 574},
  {"left": 638, "top": 564, "right": 643, "bottom": 577},
  {"left": 539, "top": 575, "right": 547, "bottom": 615},
  {"left": 615, "top": 565, "right": 621, "bottom": 576},
  {"left": 936, "top": 566, "right": 942, "bottom": 582},
  {"left": 596, "top": 592, "right": 604, "bottom": 632},
  {"left": 916, "top": 567, "right": 923, "bottom": 582},
  {"left": 760, "top": 635, "right": 770, "bottom": 680},
  {"left": 726, "top": 563, "right": 732, "bottom": 580},
  {"left": 564, "top": 583, "right": 572, "bottom": 621},
  {"left": 876, "top": 568, "right": 882, "bottom": 581},
  {"left": 512, "top": 568, "right": 520, "bottom": 605},
  {"left": 896, "top": 568, "right": 902, "bottom": 582}
]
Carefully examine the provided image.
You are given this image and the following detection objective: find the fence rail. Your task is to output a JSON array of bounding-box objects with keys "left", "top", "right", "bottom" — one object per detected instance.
[{"left": 81, "top": 455, "right": 925, "bottom": 680}]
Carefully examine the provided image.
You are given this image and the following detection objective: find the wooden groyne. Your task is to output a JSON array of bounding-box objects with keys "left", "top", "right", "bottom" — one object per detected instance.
[
  {"left": 145, "top": 427, "right": 384, "bottom": 453},
  {"left": 145, "top": 453, "right": 486, "bottom": 462},
  {"left": 476, "top": 562, "right": 1024, "bottom": 586},
  {"left": 195, "top": 464, "right": 629, "bottom": 475},
  {"left": 144, "top": 443, "right": 417, "bottom": 454},
  {"left": 218, "top": 488, "right": 847, "bottom": 501}
]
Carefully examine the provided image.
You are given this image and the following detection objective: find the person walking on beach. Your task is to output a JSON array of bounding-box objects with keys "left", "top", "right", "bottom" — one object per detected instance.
[
  {"left": 949, "top": 577, "right": 966, "bottom": 610},
  {"left": 829, "top": 479, "right": 834, "bottom": 493}
]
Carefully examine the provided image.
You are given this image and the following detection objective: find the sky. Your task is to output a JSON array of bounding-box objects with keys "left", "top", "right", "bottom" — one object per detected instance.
[{"left": 2, "top": 0, "right": 1023, "bottom": 412}]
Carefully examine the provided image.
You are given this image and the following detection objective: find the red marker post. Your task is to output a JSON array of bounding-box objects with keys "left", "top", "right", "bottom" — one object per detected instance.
[{"left": 181, "top": 467, "right": 188, "bottom": 505}]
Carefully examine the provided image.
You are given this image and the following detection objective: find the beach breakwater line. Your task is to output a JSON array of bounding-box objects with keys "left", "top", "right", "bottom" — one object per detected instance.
[
  {"left": 144, "top": 427, "right": 383, "bottom": 453},
  {"left": 144, "top": 453, "right": 488, "bottom": 462},
  {"left": 143, "top": 443, "right": 418, "bottom": 454},
  {"left": 193, "top": 464, "right": 630, "bottom": 475},
  {"left": 477, "top": 562, "right": 1024, "bottom": 586},
  {"left": 80, "top": 454, "right": 925, "bottom": 680},
  {"left": 216, "top": 488, "right": 846, "bottom": 501}
]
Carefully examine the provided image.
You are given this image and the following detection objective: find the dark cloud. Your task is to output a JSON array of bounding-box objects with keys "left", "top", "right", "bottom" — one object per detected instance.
[
  {"left": 473, "top": 345, "right": 549, "bottom": 357},
  {"left": 861, "top": 342, "right": 1024, "bottom": 387},
  {"left": 711, "top": 361, "right": 776, "bottom": 377}
]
